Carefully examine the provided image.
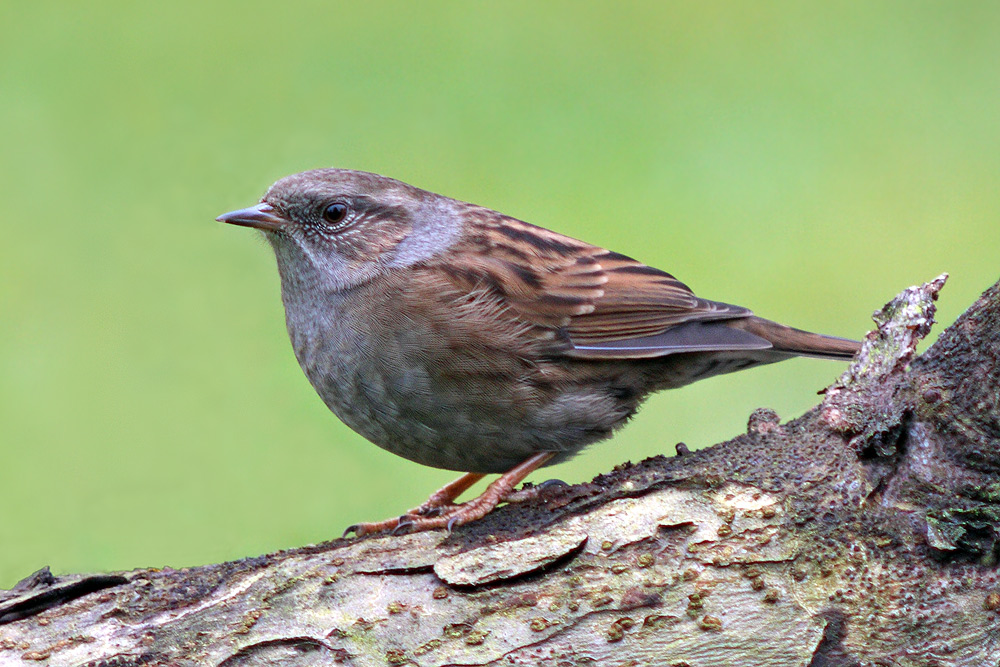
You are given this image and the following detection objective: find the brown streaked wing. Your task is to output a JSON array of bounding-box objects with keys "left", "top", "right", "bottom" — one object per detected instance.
[
  {"left": 419, "top": 209, "right": 763, "bottom": 359},
  {"left": 568, "top": 249, "right": 752, "bottom": 342}
]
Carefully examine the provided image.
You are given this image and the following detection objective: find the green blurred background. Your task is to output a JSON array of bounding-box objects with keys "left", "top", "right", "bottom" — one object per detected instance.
[{"left": 1, "top": 1, "right": 998, "bottom": 588}]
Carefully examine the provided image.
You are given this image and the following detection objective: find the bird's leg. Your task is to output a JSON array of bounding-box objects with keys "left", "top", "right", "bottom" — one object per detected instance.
[
  {"left": 343, "top": 472, "right": 485, "bottom": 537},
  {"left": 345, "top": 452, "right": 555, "bottom": 536},
  {"left": 399, "top": 452, "right": 556, "bottom": 533},
  {"left": 411, "top": 472, "right": 486, "bottom": 516}
]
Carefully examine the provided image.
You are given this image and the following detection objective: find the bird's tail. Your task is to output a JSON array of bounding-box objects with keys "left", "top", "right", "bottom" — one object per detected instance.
[{"left": 731, "top": 316, "right": 861, "bottom": 361}]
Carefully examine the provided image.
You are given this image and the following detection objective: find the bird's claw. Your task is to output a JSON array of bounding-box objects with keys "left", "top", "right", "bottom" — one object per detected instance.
[{"left": 391, "top": 515, "right": 415, "bottom": 535}]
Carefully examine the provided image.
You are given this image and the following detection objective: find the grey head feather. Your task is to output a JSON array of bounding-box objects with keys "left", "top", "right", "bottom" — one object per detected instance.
[
  {"left": 387, "top": 193, "right": 463, "bottom": 269},
  {"left": 261, "top": 168, "right": 464, "bottom": 293}
]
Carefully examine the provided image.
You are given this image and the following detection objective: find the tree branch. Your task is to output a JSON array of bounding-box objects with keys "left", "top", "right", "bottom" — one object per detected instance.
[{"left": 3, "top": 274, "right": 999, "bottom": 667}]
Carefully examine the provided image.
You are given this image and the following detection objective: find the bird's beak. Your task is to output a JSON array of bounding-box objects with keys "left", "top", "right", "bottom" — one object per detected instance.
[{"left": 216, "top": 203, "right": 287, "bottom": 232}]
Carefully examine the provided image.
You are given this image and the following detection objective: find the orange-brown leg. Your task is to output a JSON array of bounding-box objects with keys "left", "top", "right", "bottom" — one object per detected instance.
[
  {"left": 412, "top": 472, "right": 486, "bottom": 515},
  {"left": 346, "top": 452, "right": 555, "bottom": 536},
  {"left": 343, "top": 472, "right": 485, "bottom": 537}
]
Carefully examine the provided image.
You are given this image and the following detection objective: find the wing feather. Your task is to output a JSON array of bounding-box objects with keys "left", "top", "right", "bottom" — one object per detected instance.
[{"left": 414, "top": 209, "right": 764, "bottom": 359}]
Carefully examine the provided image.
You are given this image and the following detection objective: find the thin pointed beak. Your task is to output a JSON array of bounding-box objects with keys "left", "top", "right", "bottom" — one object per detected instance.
[{"left": 216, "top": 203, "right": 287, "bottom": 232}]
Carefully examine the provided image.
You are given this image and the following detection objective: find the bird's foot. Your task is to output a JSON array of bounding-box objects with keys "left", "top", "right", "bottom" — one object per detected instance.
[
  {"left": 410, "top": 472, "right": 485, "bottom": 516},
  {"left": 344, "top": 486, "right": 507, "bottom": 536},
  {"left": 343, "top": 471, "right": 487, "bottom": 536},
  {"left": 343, "top": 452, "right": 555, "bottom": 537}
]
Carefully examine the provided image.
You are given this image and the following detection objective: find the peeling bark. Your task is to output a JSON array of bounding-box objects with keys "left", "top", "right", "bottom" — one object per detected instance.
[{"left": 2, "top": 274, "right": 999, "bottom": 667}]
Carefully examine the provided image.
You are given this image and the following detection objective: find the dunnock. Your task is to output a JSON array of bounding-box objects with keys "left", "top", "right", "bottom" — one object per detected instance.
[{"left": 218, "top": 169, "right": 860, "bottom": 535}]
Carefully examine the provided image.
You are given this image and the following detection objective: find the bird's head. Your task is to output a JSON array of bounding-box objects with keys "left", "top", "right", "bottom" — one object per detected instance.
[{"left": 217, "top": 168, "right": 462, "bottom": 291}]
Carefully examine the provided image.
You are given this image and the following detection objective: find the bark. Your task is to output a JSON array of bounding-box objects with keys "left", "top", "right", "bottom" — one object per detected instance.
[{"left": 2, "top": 274, "right": 999, "bottom": 667}]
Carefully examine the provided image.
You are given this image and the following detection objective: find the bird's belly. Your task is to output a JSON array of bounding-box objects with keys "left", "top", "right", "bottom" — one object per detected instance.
[
  {"left": 308, "top": 364, "right": 545, "bottom": 472},
  {"left": 294, "top": 336, "right": 635, "bottom": 473}
]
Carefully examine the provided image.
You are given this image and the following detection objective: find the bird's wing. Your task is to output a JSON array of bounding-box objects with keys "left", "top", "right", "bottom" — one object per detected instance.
[{"left": 414, "top": 212, "right": 773, "bottom": 359}]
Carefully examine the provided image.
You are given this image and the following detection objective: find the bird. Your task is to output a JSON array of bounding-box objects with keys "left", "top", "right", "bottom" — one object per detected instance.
[{"left": 217, "top": 168, "right": 860, "bottom": 535}]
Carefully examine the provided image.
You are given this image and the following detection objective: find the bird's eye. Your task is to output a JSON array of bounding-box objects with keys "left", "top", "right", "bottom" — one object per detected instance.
[{"left": 322, "top": 202, "right": 349, "bottom": 225}]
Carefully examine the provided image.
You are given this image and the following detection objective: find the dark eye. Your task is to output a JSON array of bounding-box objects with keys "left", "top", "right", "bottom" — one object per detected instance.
[{"left": 322, "top": 202, "right": 348, "bottom": 225}]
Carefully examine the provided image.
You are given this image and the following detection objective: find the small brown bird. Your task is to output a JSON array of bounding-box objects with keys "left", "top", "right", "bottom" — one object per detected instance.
[{"left": 218, "top": 169, "right": 860, "bottom": 535}]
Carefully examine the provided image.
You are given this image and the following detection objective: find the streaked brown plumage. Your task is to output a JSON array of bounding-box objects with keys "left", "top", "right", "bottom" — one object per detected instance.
[{"left": 218, "top": 168, "right": 860, "bottom": 534}]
